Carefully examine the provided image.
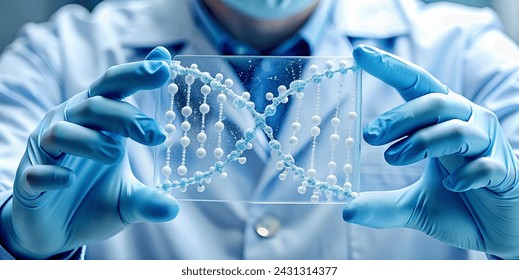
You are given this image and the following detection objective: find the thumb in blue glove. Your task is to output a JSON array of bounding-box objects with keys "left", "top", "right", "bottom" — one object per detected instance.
[
  {"left": 0, "top": 46, "right": 179, "bottom": 259},
  {"left": 343, "top": 45, "right": 519, "bottom": 259}
]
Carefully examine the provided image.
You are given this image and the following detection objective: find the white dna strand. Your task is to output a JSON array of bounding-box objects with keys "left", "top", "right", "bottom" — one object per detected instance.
[{"left": 156, "top": 56, "right": 361, "bottom": 203}]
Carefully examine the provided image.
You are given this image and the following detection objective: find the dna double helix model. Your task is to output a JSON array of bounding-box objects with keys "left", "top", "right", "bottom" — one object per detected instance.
[{"left": 156, "top": 56, "right": 361, "bottom": 203}]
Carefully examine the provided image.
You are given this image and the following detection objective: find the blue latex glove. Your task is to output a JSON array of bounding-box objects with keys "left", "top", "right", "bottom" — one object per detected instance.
[
  {"left": 343, "top": 45, "right": 519, "bottom": 259},
  {"left": 0, "top": 47, "right": 179, "bottom": 259}
]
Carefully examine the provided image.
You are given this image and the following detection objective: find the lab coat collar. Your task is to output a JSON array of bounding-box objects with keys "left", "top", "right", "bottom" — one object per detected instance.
[{"left": 121, "top": 0, "right": 414, "bottom": 48}]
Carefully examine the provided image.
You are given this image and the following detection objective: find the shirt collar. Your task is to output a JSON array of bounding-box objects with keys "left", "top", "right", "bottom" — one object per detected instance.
[{"left": 121, "top": 0, "right": 413, "bottom": 48}]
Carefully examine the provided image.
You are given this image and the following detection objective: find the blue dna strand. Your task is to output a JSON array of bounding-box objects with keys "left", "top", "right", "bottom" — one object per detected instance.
[{"left": 156, "top": 56, "right": 361, "bottom": 203}]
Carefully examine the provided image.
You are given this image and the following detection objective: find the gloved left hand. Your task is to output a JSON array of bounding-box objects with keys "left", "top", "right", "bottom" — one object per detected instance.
[{"left": 343, "top": 45, "right": 519, "bottom": 259}]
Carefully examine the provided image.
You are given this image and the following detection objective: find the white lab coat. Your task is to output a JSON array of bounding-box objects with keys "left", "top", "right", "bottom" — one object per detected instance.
[{"left": 1, "top": 0, "right": 519, "bottom": 259}]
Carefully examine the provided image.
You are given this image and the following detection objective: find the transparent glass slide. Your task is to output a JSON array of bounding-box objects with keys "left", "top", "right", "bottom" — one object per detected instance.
[{"left": 154, "top": 56, "right": 361, "bottom": 204}]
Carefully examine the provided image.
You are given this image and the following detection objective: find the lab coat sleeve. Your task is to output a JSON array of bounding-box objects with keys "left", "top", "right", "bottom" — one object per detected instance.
[
  {"left": 459, "top": 12, "right": 519, "bottom": 158},
  {"left": 0, "top": 192, "right": 15, "bottom": 260},
  {"left": 0, "top": 5, "right": 100, "bottom": 260}
]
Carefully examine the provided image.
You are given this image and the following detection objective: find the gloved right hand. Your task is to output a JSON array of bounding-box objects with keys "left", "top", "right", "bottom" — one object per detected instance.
[{"left": 0, "top": 46, "right": 179, "bottom": 259}]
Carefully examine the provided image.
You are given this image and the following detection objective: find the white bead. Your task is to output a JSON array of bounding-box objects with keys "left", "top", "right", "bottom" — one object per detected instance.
[
  {"left": 296, "top": 91, "right": 304, "bottom": 99},
  {"left": 339, "top": 60, "right": 348, "bottom": 68},
  {"left": 164, "top": 123, "right": 176, "bottom": 134},
  {"left": 309, "top": 64, "right": 318, "bottom": 73},
  {"left": 338, "top": 193, "right": 346, "bottom": 201},
  {"left": 225, "top": 79, "right": 234, "bottom": 88},
  {"left": 326, "top": 175, "right": 337, "bottom": 185},
  {"left": 343, "top": 164, "right": 353, "bottom": 174},
  {"left": 181, "top": 121, "right": 191, "bottom": 132},
  {"left": 196, "top": 147, "right": 206, "bottom": 158},
  {"left": 347, "top": 111, "right": 358, "bottom": 120},
  {"left": 291, "top": 122, "right": 301, "bottom": 131},
  {"left": 246, "top": 143, "right": 253, "bottom": 149},
  {"left": 217, "top": 93, "right": 227, "bottom": 103},
  {"left": 164, "top": 137, "right": 174, "bottom": 148},
  {"left": 199, "top": 103, "right": 210, "bottom": 114},
  {"left": 180, "top": 136, "right": 190, "bottom": 147},
  {"left": 215, "top": 73, "right": 224, "bottom": 81},
  {"left": 297, "top": 186, "right": 307, "bottom": 194},
  {"left": 197, "top": 132, "right": 207, "bottom": 143},
  {"left": 265, "top": 92, "right": 274, "bottom": 100},
  {"left": 197, "top": 185, "right": 205, "bottom": 192},
  {"left": 214, "top": 121, "right": 224, "bottom": 132},
  {"left": 278, "top": 173, "right": 287, "bottom": 181},
  {"left": 307, "top": 168, "right": 317, "bottom": 177},
  {"left": 277, "top": 85, "right": 287, "bottom": 94},
  {"left": 311, "top": 115, "right": 321, "bottom": 125},
  {"left": 214, "top": 147, "right": 224, "bottom": 159},
  {"left": 177, "top": 165, "right": 187, "bottom": 176},
  {"left": 170, "top": 70, "right": 178, "bottom": 80},
  {"left": 185, "top": 75, "right": 194, "bottom": 85},
  {"left": 238, "top": 157, "right": 247, "bottom": 164},
  {"left": 289, "top": 136, "right": 298, "bottom": 145},
  {"left": 190, "top": 63, "right": 198, "bottom": 69},
  {"left": 167, "top": 83, "right": 178, "bottom": 94},
  {"left": 165, "top": 110, "right": 176, "bottom": 121},
  {"left": 311, "top": 126, "right": 321, "bottom": 137},
  {"left": 242, "top": 91, "right": 250, "bottom": 101},
  {"left": 275, "top": 161, "right": 284, "bottom": 170},
  {"left": 201, "top": 72, "right": 210, "bottom": 81},
  {"left": 219, "top": 172, "right": 227, "bottom": 179},
  {"left": 325, "top": 60, "right": 334, "bottom": 69},
  {"left": 343, "top": 181, "right": 353, "bottom": 189},
  {"left": 331, "top": 117, "right": 340, "bottom": 127},
  {"left": 328, "top": 161, "right": 337, "bottom": 170},
  {"left": 345, "top": 137, "right": 355, "bottom": 147},
  {"left": 310, "top": 194, "right": 320, "bottom": 203},
  {"left": 181, "top": 106, "right": 192, "bottom": 117},
  {"left": 281, "top": 96, "right": 289, "bottom": 103},
  {"left": 325, "top": 191, "right": 333, "bottom": 201},
  {"left": 330, "top": 133, "right": 340, "bottom": 145},
  {"left": 161, "top": 165, "right": 171, "bottom": 177},
  {"left": 201, "top": 85, "right": 211, "bottom": 95}
]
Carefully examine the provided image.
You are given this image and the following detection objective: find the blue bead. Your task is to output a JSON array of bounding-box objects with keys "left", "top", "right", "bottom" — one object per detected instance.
[
  {"left": 264, "top": 126, "right": 273, "bottom": 137},
  {"left": 269, "top": 140, "right": 281, "bottom": 151},
  {"left": 235, "top": 140, "right": 247, "bottom": 151},
  {"left": 215, "top": 161, "right": 225, "bottom": 172},
  {"left": 243, "top": 128, "right": 256, "bottom": 141},
  {"left": 227, "top": 151, "right": 239, "bottom": 161},
  {"left": 289, "top": 80, "right": 306, "bottom": 92},
  {"left": 282, "top": 155, "right": 295, "bottom": 167},
  {"left": 179, "top": 178, "right": 189, "bottom": 187},
  {"left": 233, "top": 97, "right": 246, "bottom": 109},
  {"left": 264, "top": 104, "right": 276, "bottom": 116},
  {"left": 200, "top": 73, "right": 211, "bottom": 84},
  {"left": 194, "top": 171, "right": 204, "bottom": 181}
]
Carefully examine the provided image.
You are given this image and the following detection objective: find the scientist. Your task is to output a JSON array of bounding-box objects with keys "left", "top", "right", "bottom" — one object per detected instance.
[{"left": 0, "top": 0, "right": 518, "bottom": 259}]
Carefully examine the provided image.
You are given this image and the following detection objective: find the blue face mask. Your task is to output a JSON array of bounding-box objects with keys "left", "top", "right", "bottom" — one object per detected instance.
[{"left": 221, "top": 0, "right": 319, "bottom": 21}]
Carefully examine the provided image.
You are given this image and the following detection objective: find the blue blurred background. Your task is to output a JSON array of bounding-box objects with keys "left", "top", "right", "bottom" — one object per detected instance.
[{"left": 0, "top": 0, "right": 518, "bottom": 52}]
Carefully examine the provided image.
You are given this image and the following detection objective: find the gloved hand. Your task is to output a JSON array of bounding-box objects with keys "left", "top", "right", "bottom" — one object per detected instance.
[
  {"left": 343, "top": 45, "right": 519, "bottom": 259},
  {"left": 0, "top": 47, "right": 179, "bottom": 259}
]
